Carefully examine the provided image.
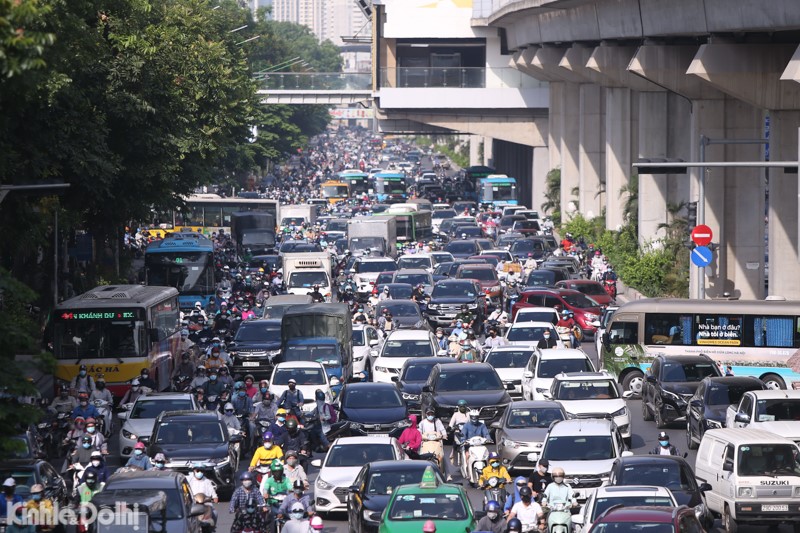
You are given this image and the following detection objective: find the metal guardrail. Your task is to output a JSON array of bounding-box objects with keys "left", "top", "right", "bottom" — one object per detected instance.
[
  {"left": 256, "top": 72, "right": 372, "bottom": 91},
  {"left": 379, "top": 67, "right": 545, "bottom": 89}
]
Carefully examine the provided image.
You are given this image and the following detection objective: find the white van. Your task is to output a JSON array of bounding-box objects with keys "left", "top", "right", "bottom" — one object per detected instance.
[{"left": 695, "top": 428, "right": 800, "bottom": 532}]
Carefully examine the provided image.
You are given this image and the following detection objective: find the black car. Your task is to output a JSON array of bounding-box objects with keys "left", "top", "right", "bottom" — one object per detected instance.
[
  {"left": 685, "top": 376, "right": 766, "bottom": 450},
  {"left": 425, "top": 279, "right": 486, "bottom": 331},
  {"left": 392, "top": 357, "right": 461, "bottom": 414},
  {"left": 338, "top": 382, "right": 409, "bottom": 438},
  {"left": 420, "top": 362, "right": 512, "bottom": 426},
  {"left": 642, "top": 354, "right": 722, "bottom": 428},
  {"left": 376, "top": 299, "right": 427, "bottom": 330},
  {"left": 445, "top": 239, "right": 481, "bottom": 259},
  {"left": 347, "top": 460, "right": 445, "bottom": 533},
  {"left": 228, "top": 319, "right": 282, "bottom": 377},
  {"left": 0, "top": 460, "right": 69, "bottom": 506},
  {"left": 509, "top": 238, "right": 549, "bottom": 262},
  {"left": 607, "top": 454, "right": 714, "bottom": 529},
  {"left": 97, "top": 470, "right": 205, "bottom": 533},
  {"left": 145, "top": 410, "right": 241, "bottom": 497}
]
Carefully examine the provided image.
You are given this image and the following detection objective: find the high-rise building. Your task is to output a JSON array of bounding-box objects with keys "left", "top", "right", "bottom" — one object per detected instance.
[{"left": 271, "top": 0, "right": 368, "bottom": 46}]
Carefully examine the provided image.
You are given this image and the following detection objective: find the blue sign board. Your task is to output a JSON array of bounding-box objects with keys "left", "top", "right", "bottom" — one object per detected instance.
[{"left": 691, "top": 246, "right": 713, "bottom": 268}]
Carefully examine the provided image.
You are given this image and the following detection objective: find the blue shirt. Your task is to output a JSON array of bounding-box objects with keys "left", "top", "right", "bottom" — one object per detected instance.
[
  {"left": 71, "top": 404, "right": 100, "bottom": 420},
  {"left": 125, "top": 454, "right": 152, "bottom": 470},
  {"left": 0, "top": 495, "right": 24, "bottom": 518},
  {"left": 461, "top": 421, "right": 489, "bottom": 440}
]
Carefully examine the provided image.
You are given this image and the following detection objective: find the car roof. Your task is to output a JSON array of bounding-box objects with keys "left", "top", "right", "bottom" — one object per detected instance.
[
  {"left": 385, "top": 329, "right": 433, "bottom": 340},
  {"left": 434, "top": 362, "right": 495, "bottom": 373},
  {"left": 704, "top": 427, "right": 800, "bottom": 445},
  {"left": 394, "top": 269, "right": 431, "bottom": 275},
  {"left": 158, "top": 410, "right": 221, "bottom": 421},
  {"left": 273, "top": 361, "right": 326, "bottom": 370},
  {"left": 702, "top": 376, "right": 764, "bottom": 386},
  {"left": 331, "top": 436, "right": 396, "bottom": 446},
  {"left": 507, "top": 400, "right": 564, "bottom": 409},
  {"left": 400, "top": 254, "right": 432, "bottom": 259},
  {"left": 366, "top": 460, "right": 433, "bottom": 472},
  {"left": 655, "top": 354, "right": 715, "bottom": 363},
  {"left": 594, "top": 485, "right": 674, "bottom": 497},
  {"left": 613, "top": 455, "right": 690, "bottom": 467},
  {"left": 402, "top": 357, "right": 459, "bottom": 367},
  {"left": 554, "top": 372, "right": 612, "bottom": 381},
  {"left": 540, "top": 349, "right": 591, "bottom": 360},
  {"left": 288, "top": 337, "right": 338, "bottom": 345},
  {"left": 548, "top": 418, "right": 616, "bottom": 435},
  {"left": 735, "top": 389, "right": 800, "bottom": 400},
  {"left": 357, "top": 257, "right": 397, "bottom": 263},
  {"left": 106, "top": 470, "right": 183, "bottom": 489},
  {"left": 344, "top": 382, "right": 399, "bottom": 392},
  {"left": 596, "top": 506, "right": 682, "bottom": 523},
  {"left": 137, "top": 392, "right": 196, "bottom": 401},
  {"left": 517, "top": 307, "right": 559, "bottom": 314},
  {"left": 488, "top": 345, "right": 538, "bottom": 352},
  {"left": 511, "top": 321, "right": 557, "bottom": 328},
  {"left": 520, "top": 288, "right": 582, "bottom": 296}
]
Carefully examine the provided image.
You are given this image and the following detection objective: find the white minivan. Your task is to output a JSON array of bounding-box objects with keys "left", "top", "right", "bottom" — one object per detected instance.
[{"left": 695, "top": 428, "right": 800, "bottom": 533}]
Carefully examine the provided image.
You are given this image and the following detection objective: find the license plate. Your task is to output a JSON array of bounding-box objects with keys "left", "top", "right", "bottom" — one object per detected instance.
[
  {"left": 762, "top": 505, "right": 788, "bottom": 512},
  {"left": 241, "top": 362, "right": 259, "bottom": 367},
  {"left": 370, "top": 433, "right": 389, "bottom": 437}
]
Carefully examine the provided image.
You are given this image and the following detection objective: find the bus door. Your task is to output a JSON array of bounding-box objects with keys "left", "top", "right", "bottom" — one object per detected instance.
[{"left": 600, "top": 314, "right": 648, "bottom": 391}]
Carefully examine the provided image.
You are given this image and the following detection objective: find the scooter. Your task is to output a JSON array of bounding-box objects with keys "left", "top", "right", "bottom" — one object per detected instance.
[
  {"left": 603, "top": 279, "right": 617, "bottom": 299},
  {"left": 419, "top": 432, "right": 444, "bottom": 469},
  {"left": 481, "top": 476, "right": 508, "bottom": 508},
  {"left": 460, "top": 436, "right": 491, "bottom": 486},
  {"left": 544, "top": 501, "right": 575, "bottom": 533},
  {"left": 92, "top": 399, "right": 113, "bottom": 437}
]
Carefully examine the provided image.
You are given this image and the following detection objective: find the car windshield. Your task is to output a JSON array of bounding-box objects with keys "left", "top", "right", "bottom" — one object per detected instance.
[
  {"left": 511, "top": 240, "right": 545, "bottom": 253},
  {"left": 591, "top": 496, "right": 674, "bottom": 521},
  {"left": 560, "top": 293, "right": 597, "bottom": 309},
  {"left": 284, "top": 344, "right": 340, "bottom": 366},
  {"left": 388, "top": 493, "right": 468, "bottom": 520},
  {"left": 754, "top": 399, "right": 800, "bottom": 422},
  {"left": 154, "top": 421, "right": 224, "bottom": 444},
  {"left": 542, "top": 435, "right": 615, "bottom": 461},
  {"left": 398, "top": 257, "right": 432, "bottom": 269},
  {"left": 538, "top": 358, "right": 594, "bottom": 378},
  {"left": 436, "top": 369, "right": 504, "bottom": 392},
  {"left": 591, "top": 524, "right": 675, "bottom": 533},
  {"left": 403, "top": 363, "right": 437, "bottom": 382},
  {"left": 738, "top": 444, "right": 800, "bottom": 476},
  {"left": 358, "top": 260, "right": 398, "bottom": 273},
  {"left": 352, "top": 330, "right": 365, "bottom": 346},
  {"left": 706, "top": 383, "right": 761, "bottom": 406},
  {"left": 376, "top": 273, "right": 394, "bottom": 285},
  {"left": 507, "top": 326, "right": 552, "bottom": 342},
  {"left": 272, "top": 367, "right": 326, "bottom": 386},
  {"left": 661, "top": 363, "right": 719, "bottom": 383},
  {"left": 382, "top": 340, "right": 433, "bottom": 358},
  {"left": 485, "top": 350, "right": 533, "bottom": 368},
  {"left": 287, "top": 271, "right": 329, "bottom": 289},
  {"left": 234, "top": 322, "right": 281, "bottom": 342},
  {"left": 344, "top": 387, "right": 404, "bottom": 409},
  {"left": 447, "top": 241, "right": 478, "bottom": 254},
  {"left": 131, "top": 400, "right": 195, "bottom": 419},
  {"left": 506, "top": 408, "right": 564, "bottom": 429},
  {"left": 0, "top": 468, "right": 34, "bottom": 496},
  {"left": 459, "top": 269, "right": 496, "bottom": 281},
  {"left": 517, "top": 311, "right": 558, "bottom": 324},
  {"left": 554, "top": 379, "right": 619, "bottom": 400},
  {"left": 432, "top": 283, "right": 476, "bottom": 299},
  {"left": 101, "top": 489, "right": 186, "bottom": 520},
  {"left": 366, "top": 470, "right": 433, "bottom": 495},
  {"left": 379, "top": 303, "right": 422, "bottom": 318},
  {"left": 325, "top": 443, "right": 396, "bottom": 467},
  {"left": 569, "top": 283, "right": 607, "bottom": 296},
  {"left": 395, "top": 273, "right": 430, "bottom": 286},
  {"left": 617, "top": 462, "right": 695, "bottom": 490},
  {"left": 527, "top": 271, "right": 556, "bottom": 286}
]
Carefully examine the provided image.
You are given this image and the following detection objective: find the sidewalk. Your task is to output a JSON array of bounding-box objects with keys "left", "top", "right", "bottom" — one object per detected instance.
[{"left": 615, "top": 280, "right": 645, "bottom": 305}]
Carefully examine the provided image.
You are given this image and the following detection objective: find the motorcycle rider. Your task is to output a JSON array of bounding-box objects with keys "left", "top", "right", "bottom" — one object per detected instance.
[
  {"left": 89, "top": 377, "right": 113, "bottom": 405},
  {"left": 435, "top": 327, "right": 448, "bottom": 351},
  {"left": 503, "top": 282, "right": 520, "bottom": 314},
  {"left": 306, "top": 390, "right": 334, "bottom": 452},
  {"left": 69, "top": 365, "right": 96, "bottom": 395},
  {"left": 479, "top": 452, "right": 512, "bottom": 494},
  {"left": 230, "top": 495, "right": 269, "bottom": 533},
  {"left": 261, "top": 460, "right": 292, "bottom": 516},
  {"left": 83, "top": 418, "right": 108, "bottom": 454},
  {"left": 527, "top": 459, "right": 552, "bottom": 501},
  {"left": 49, "top": 384, "right": 78, "bottom": 414},
  {"left": 418, "top": 408, "right": 446, "bottom": 466},
  {"left": 278, "top": 379, "right": 305, "bottom": 419},
  {"left": 283, "top": 451, "right": 309, "bottom": 490},
  {"left": 202, "top": 368, "right": 227, "bottom": 398},
  {"left": 282, "top": 503, "right": 311, "bottom": 533},
  {"left": 152, "top": 453, "right": 169, "bottom": 471},
  {"left": 189, "top": 367, "right": 208, "bottom": 390},
  {"left": 189, "top": 463, "right": 219, "bottom": 504},
  {"left": 277, "top": 480, "right": 314, "bottom": 518},
  {"left": 71, "top": 393, "right": 100, "bottom": 421},
  {"left": 172, "top": 352, "right": 197, "bottom": 380},
  {"left": 456, "top": 338, "right": 479, "bottom": 363},
  {"left": 462, "top": 410, "right": 490, "bottom": 440},
  {"left": 453, "top": 305, "right": 475, "bottom": 331},
  {"left": 137, "top": 368, "right": 157, "bottom": 391},
  {"left": 541, "top": 467, "right": 577, "bottom": 532},
  {"left": 507, "top": 486, "right": 543, "bottom": 533},
  {"left": 222, "top": 403, "right": 241, "bottom": 432},
  {"left": 228, "top": 472, "right": 266, "bottom": 516},
  {"left": 24, "top": 483, "right": 55, "bottom": 532},
  {"left": 448, "top": 399, "right": 470, "bottom": 463},
  {"left": 252, "top": 380, "right": 271, "bottom": 403},
  {"left": 475, "top": 500, "right": 507, "bottom": 533},
  {"left": 125, "top": 442, "right": 152, "bottom": 470},
  {"left": 308, "top": 284, "right": 325, "bottom": 303},
  {"left": 252, "top": 392, "right": 278, "bottom": 424},
  {"left": 650, "top": 432, "right": 680, "bottom": 456},
  {"left": 536, "top": 330, "right": 558, "bottom": 350},
  {"left": 378, "top": 286, "right": 392, "bottom": 302},
  {"left": 483, "top": 328, "right": 507, "bottom": 350},
  {"left": 504, "top": 476, "right": 531, "bottom": 514},
  {"left": 249, "top": 432, "right": 284, "bottom": 471},
  {"left": 523, "top": 253, "right": 537, "bottom": 274},
  {"left": 398, "top": 414, "right": 422, "bottom": 455},
  {"left": 276, "top": 420, "right": 309, "bottom": 468}
]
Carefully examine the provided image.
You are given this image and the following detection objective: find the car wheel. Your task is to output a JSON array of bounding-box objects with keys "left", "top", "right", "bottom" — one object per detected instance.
[
  {"left": 654, "top": 399, "right": 667, "bottom": 429},
  {"left": 642, "top": 396, "right": 653, "bottom": 421},
  {"left": 723, "top": 504, "right": 737, "bottom": 533},
  {"left": 762, "top": 373, "right": 786, "bottom": 390},
  {"left": 686, "top": 418, "right": 698, "bottom": 450},
  {"left": 622, "top": 371, "right": 644, "bottom": 397}
]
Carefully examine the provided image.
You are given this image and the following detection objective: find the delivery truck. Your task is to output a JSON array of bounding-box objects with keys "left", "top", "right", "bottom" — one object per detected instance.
[{"left": 347, "top": 217, "right": 398, "bottom": 258}]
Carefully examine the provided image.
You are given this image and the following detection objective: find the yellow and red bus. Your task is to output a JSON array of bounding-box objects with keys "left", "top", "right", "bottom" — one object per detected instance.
[{"left": 53, "top": 285, "right": 181, "bottom": 399}]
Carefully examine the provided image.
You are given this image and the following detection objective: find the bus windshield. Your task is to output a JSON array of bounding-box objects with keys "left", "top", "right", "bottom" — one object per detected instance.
[
  {"left": 322, "top": 185, "right": 349, "bottom": 197},
  {"left": 54, "top": 318, "right": 144, "bottom": 359},
  {"left": 490, "top": 183, "right": 516, "bottom": 201},
  {"left": 145, "top": 252, "right": 215, "bottom": 296}
]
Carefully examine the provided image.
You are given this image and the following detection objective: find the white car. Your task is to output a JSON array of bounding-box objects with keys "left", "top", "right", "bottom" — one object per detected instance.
[
  {"left": 118, "top": 392, "right": 199, "bottom": 458},
  {"left": 269, "top": 362, "right": 334, "bottom": 412},
  {"left": 505, "top": 321, "right": 563, "bottom": 347},
  {"left": 429, "top": 251, "right": 454, "bottom": 266},
  {"left": 372, "top": 329, "right": 440, "bottom": 383},
  {"left": 545, "top": 371, "right": 633, "bottom": 441},
  {"left": 522, "top": 348, "right": 596, "bottom": 401},
  {"left": 311, "top": 436, "right": 407, "bottom": 513},
  {"left": 484, "top": 345, "right": 538, "bottom": 399},
  {"left": 513, "top": 306, "right": 559, "bottom": 325},
  {"left": 573, "top": 485, "right": 677, "bottom": 533},
  {"left": 351, "top": 257, "right": 398, "bottom": 297},
  {"left": 352, "top": 324, "right": 382, "bottom": 377},
  {"left": 397, "top": 254, "right": 434, "bottom": 273}
]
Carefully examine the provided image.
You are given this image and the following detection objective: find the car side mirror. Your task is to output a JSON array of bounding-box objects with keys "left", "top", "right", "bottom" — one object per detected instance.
[
  {"left": 422, "top": 385, "right": 431, "bottom": 393},
  {"left": 734, "top": 412, "right": 750, "bottom": 424},
  {"left": 542, "top": 391, "right": 553, "bottom": 400},
  {"left": 689, "top": 399, "right": 702, "bottom": 408},
  {"left": 118, "top": 411, "right": 129, "bottom": 420},
  {"left": 723, "top": 458, "right": 734, "bottom": 472},
  {"left": 311, "top": 459, "right": 322, "bottom": 468},
  {"left": 348, "top": 485, "right": 360, "bottom": 494},
  {"left": 190, "top": 503, "right": 207, "bottom": 517},
  {"left": 622, "top": 391, "right": 634, "bottom": 399},
  {"left": 621, "top": 451, "right": 634, "bottom": 457},
  {"left": 523, "top": 371, "right": 533, "bottom": 379},
  {"left": 506, "top": 383, "right": 515, "bottom": 391},
  {"left": 229, "top": 434, "right": 242, "bottom": 443},
  {"left": 646, "top": 375, "right": 657, "bottom": 383},
  {"left": 369, "top": 339, "right": 379, "bottom": 347},
  {"left": 699, "top": 482, "right": 712, "bottom": 492},
  {"left": 490, "top": 422, "right": 501, "bottom": 430}
]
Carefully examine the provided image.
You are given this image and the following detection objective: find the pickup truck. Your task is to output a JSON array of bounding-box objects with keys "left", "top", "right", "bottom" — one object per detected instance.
[{"left": 726, "top": 389, "right": 800, "bottom": 441}]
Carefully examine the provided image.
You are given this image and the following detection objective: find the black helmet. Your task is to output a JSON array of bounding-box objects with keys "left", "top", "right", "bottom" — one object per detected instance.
[
  {"left": 84, "top": 471, "right": 98, "bottom": 485},
  {"left": 519, "top": 486, "right": 532, "bottom": 498},
  {"left": 292, "top": 479, "right": 304, "bottom": 491},
  {"left": 286, "top": 419, "right": 298, "bottom": 432},
  {"left": 507, "top": 518, "right": 522, "bottom": 533}
]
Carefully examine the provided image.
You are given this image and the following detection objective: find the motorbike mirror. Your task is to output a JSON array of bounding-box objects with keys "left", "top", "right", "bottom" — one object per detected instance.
[
  {"left": 621, "top": 391, "right": 634, "bottom": 399},
  {"left": 474, "top": 510, "right": 487, "bottom": 520},
  {"left": 422, "top": 385, "right": 431, "bottom": 393},
  {"left": 229, "top": 434, "right": 243, "bottom": 443}
]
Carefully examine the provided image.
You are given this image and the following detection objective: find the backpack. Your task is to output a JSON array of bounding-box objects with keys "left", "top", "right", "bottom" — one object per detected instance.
[{"left": 325, "top": 403, "right": 337, "bottom": 424}]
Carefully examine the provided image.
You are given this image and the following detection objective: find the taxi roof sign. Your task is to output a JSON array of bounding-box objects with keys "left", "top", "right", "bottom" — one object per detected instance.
[{"left": 419, "top": 466, "right": 438, "bottom": 489}]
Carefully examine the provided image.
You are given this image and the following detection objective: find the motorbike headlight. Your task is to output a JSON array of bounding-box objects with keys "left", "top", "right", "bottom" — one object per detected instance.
[
  {"left": 694, "top": 503, "right": 706, "bottom": 521},
  {"left": 329, "top": 376, "right": 341, "bottom": 386},
  {"left": 122, "top": 429, "right": 138, "bottom": 440},
  {"left": 402, "top": 392, "right": 420, "bottom": 401},
  {"left": 705, "top": 419, "right": 723, "bottom": 429},
  {"left": 316, "top": 477, "right": 334, "bottom": 490},
  {"left": 611, "top": 406, "right": 628, "bottom": 418},
  {"left": 738, "top": 487, "right": 754, "bottom": 498}
]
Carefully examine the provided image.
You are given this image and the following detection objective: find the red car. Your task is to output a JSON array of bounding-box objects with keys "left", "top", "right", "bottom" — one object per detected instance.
[
  {"left": 555, "top": 279, "right": 615, "bottom": 306},
  {"left": 587, "top": 505, "right": 703, "bottom": 533},
  {"left": 511, "top": 288, "right": 602, "bottom": 335}
]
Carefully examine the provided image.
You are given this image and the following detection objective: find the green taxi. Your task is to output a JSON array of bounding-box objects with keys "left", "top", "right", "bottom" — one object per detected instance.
[{"left": 378, "top": 467, "right": 480, "bottom": 533}]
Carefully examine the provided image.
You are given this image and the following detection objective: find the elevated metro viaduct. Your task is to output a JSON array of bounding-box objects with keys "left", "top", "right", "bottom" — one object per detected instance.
[{"left": 373, "top": 0, "right": 800, "bottom": 300}]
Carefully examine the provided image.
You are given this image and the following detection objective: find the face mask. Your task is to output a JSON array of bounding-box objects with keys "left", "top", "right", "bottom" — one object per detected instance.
[
  {"left": 427, "top": 415, "right": 434, "bottom": 422},
  {"left": 543, "top": 335, "right": 550, "bottom": 340},
  {"left": 262, "top": 399, "right": 270, "bottom": 405},
  {"left": 80, "top": 401, "right": 88, "bottom": 407},
  {"left": 246, "top": 506, "right": 255, "bottom": 514},
  {"left": 156, "top": 462, "right": 165, "bottom": 469},
  {"left": 225, "top": 410, "right": 234, "bottom": 415},
  {"left": 287, "top": 459, "right": 297, "bottom": 466},
  {"left": 436, "top": 333, "right": 442, "bottom": 338},
  {"left": 291, "top": 511, "right": 304, "bottom": 520},
  {"left": 86, "top": 480, "right": 96, "bottom": 487},
  {"left": 87, "top": 427, "right": 96, "bottom": 434},
  {"left": 238, "top": 391, "right": 246, "bottom": 397},
  {"left": 487, "top": 512, "right": 498, "bottom": 520},
  {"left": 246, "top": 382, "right": 253, "bottom": 388},
  {"left": 277, "top": 417, "right": 285, "bottom": 423},
  {"left": 553, "top": 476, "right": 564, "bottom": 484},
  {"left": 538, "top": 466, "right": 547, "bottom": 474},
  {"left": 264, "top": 443, "right": 273, "bottom": 449},
  {"left": 79, "top": 371, "right": 87, "bottom": 377},
  {"left": 659, "top": 440, "right": 669, "bottom": 447},
  {"left": 142, "top": 373, "right": 149, "bottom": 380},
  {"left": 316, "top": 395, "right": 324, "bottom": 401},
  {"left": 210, "top": 375, "right": 217, "bottom": 381},
  {"left": 91, "top": 460, "right": 101, "bottom": 468},
  {"left": 82, "top": 443, "right": 91, "bottom": 449},
  {"left": 194, "top": 472, "right": 204, "bottom": 479},
  {"left": 97, "top": 384, "right": 105, "bottom": 390},
  {"left": 242, "top": 480, "right": 253, "bottom": 489},
  {"left": 32, "top": 494, "right": 42, "bottom": 502},
  {"left": 491, "top": 462, "right": 500, "bottom": 468},
  {"left": 521, "top": 496, "right": 531, "bottom": 503},
  {"left": 260, "top": 387, "right": 268, "bottom": 394},
  {"left": 134, "top": 449, "right": 143, "bottom": 456}
]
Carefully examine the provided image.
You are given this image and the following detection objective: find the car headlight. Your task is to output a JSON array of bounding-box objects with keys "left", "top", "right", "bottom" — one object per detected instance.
[
  {"left": 738, "top": 487, "right": 754, "bottom": 498},
  {"left": 402, "top": 392, "right": 420, "bottom": 401},
  {"left": 316, "top": 477, "right": 334, "bottom": 490},
  {"left": 706, "top": 419, "right": 723, "bottom": 429},
  {"left": 584, "top": 313, "right": 599, "bottom": 320},
  {"left": 268, "top": 349, "right": 281, "bottom": 357},
  {"left": 210, "top": 457, "right": 230, "bottom": 467},
  {"left": 694, "top": 503, "right": 706, "bottom": 521},
  {"left": 375, "top": 366, "right": 389, "bottom": 373},
  {"left": 488, "top": 285, "right": 501, "bottom": 293},
  {"left": 468, "top": 303, "right": 479, "bottom": 309},
  {"left": 611, "top": 406, "right": 628, "bottom": 418},
  {"left": 428, "top": 303, "right": 438, "bottom": 310},
  {"left": 393, "top": 420, "right": 410, "bottom": 428},
  {"left": 502, "top": 438, "right": 521, "bottom": 449},
  {"left": 663, "top": 390, "right": 682, "bottom": 403},
  {"left": 122, "top": 429, "right": 138, "bottom": 440}
]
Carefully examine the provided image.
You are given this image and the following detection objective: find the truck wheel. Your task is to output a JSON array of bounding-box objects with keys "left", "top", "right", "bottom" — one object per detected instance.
[
  {"left": 622, "top": 371, "right": 644, "bottom": 397},
  {"left": 723, "top": 504, "right": 737, "bottom": 533},
  {"left": 762, "top": 373, "right": 786, "bottom": 390}
]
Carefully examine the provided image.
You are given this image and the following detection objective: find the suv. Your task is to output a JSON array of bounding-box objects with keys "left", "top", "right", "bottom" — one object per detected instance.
[
  {"left": 350, "top": 257, "right": 399, "bottom": 301},
  {"left": 426, "top": 279, "right": 486, "bottom": 331},
  {"left": 455, "top": 264, "right": 502, "bottom": 307},
  {"left": 118, "top": 392, "right": 200, "bottom": 458},
  {"left": 537, "top": 419, "right": 631, "bottom": 503},
  {"left": 145, "top": 410, "right": 241, "bottom": 497},
  {"left": 521, "top": 348, "right": 595, "bottom": 401},
  {"left": 511, "top": 288, "right": 602, "bottom": 335},
  {"left": 228, "top": 318, "right": 282, "bottom": 377},
  {"left": 420, "top": 362, "right": 512, "bottom": 426},
  {"left": 586, "top": 505, "right": 705, "bottom": 533},
  {"left": 642, "top": 354, "right": 721, "bottom": 428},
  {"left": 544, "top": 372, "right": 632, "bottom": 443}
]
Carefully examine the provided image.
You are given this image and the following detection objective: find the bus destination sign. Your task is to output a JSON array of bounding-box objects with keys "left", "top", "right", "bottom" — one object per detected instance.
[{"left": 59, "top": 311, "right": 137, "bottom": 320}]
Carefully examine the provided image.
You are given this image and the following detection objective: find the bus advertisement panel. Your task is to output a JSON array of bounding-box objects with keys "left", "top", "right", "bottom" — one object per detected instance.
[
  {"left": 53, "top": 285, "right": 181, "bottom": 398},
  {"left": 146, "top": 194, "right": 279, "bottom": 238}
]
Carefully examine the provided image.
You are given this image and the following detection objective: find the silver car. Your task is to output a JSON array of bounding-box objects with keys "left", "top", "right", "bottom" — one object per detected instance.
[{"left": 492, "top": 400, "right": 566, "bottom": 472}]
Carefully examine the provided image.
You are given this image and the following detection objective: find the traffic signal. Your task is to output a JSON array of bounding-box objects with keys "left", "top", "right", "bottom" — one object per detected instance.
[{"left": 687, "top": 202, "right": 698, "bottom": 229}]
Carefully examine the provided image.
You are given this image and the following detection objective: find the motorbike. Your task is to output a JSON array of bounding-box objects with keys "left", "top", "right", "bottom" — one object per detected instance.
[
  {"left": 172, "top": 374, "right": 193, "bottom": 393},
  {"left": 92, "top": 399, "right": 112, "bottom": 437},
  {"left": 419, "top": 432, "right": 444, "bottom": 469},
  {"left": 603, "top": 279, "right": 617, "bottom": 299},
  {"left": 460, "top": 436, "right": 492, "bottom": 486},
  {"left": 555, "top": 325, "right": 582, "bottom": 349},
  {"left": 481, "top": 476, "right": 508, "bottom": 508},
  {"left": 38, "top": 411, "right": 71, "bottom": 458},
  {"left": 544, "top": 501, "right": 575, "bottom": 533}
]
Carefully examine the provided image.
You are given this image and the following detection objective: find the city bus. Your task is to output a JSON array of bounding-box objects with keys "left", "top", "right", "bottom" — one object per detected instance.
[
  {"left": 53, "top": 284, "right": 181, "bottom": 398},
  {"left": 144, "top": 232, "right": 216, "bottom": 311},
  {"left": 462, "top": 165, "right": 496, "bottom": 202},
  {"left": 374, "top": 172, "right": 408, "bottom": 203},
  {"left": 337, "top": 170, "right": 370, "bottom": 196},
  {"left": 600, "top": 298, "right": 800, "bottom": 394},
  {"left": 479, "top": 174, "right": 518, "bottom": 206},
  {"left": 376, "top": 208, "right": 433, "bottom": 243},
  {"left": 146, "top": 194, "right": 280, "bottom": 238},
  {"left": 321, "top": 179, "right": 351, "bottom": 204}
]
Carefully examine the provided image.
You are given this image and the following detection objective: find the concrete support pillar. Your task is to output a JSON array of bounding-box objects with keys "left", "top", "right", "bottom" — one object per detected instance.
[
  {"left": 768, "top": 112, "right": 800, "bottom": 298},
  {"left": 548, "top": 81, "right": 564, "bottom": 172},
  {"left": 532, "top": 146, "right": 549, "bottom": 213},
  {"left": 637, "top": 91, "right": 668, "bottom": 241},
  {"left": 469, "top": 135, "right": 482, "bottom": 167},
  {"left": 560, "top": 82, "right": 581, "bottom": 219},
  {"left": 603, "top": 87, "right": 632, "bottom": 231},
  {"left": 483, "top": 137, "right": 494, "bottom": 167},
  {"left": 579, "top": 84, "right": 604, "bottom": 219}
]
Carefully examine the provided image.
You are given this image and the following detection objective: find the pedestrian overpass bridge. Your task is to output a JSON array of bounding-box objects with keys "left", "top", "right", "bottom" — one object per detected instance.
[{"left": 255, "top": 72, "right": 372, "bottom": 105}]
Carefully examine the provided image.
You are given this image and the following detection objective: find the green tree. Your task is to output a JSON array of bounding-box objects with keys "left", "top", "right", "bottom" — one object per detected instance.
[{"left": 541, "top": 168, "right": 561, "bottom": 225}]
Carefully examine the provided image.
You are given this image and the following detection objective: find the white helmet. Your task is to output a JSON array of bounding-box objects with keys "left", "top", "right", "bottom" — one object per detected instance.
[
  {"left": 468, "top": 409, "right": 480, "bottom": 418},
  {"left": 224, "top": 402, "right": 234, "bottom": 411}
]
